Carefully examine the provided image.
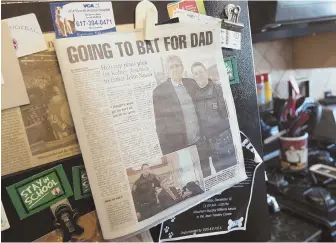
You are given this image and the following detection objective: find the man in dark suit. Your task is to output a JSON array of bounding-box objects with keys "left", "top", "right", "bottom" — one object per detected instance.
[{"left": 153, "top": 55, "right": 203, "bottom": 156}]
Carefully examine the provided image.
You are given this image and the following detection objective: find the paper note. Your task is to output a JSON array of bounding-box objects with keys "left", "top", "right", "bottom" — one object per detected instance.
[
  {"left": 1, "top": 22, "right": 30, "bottom": 110},
  {"left": 2, "top": 13, "right": 47, "bottom": 57},
  {"left": 173, "top": 8, "right": 219, "bottom": 22}
]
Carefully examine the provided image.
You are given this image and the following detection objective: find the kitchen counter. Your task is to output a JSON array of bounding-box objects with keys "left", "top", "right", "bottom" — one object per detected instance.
[{"left": 269, "top": 210, "right": 322, "bottom": 242}]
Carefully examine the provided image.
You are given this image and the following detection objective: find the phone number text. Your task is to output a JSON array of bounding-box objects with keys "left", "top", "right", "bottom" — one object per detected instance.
[{"left": 76, "top": 19, "right": 113, "bottom": 27}]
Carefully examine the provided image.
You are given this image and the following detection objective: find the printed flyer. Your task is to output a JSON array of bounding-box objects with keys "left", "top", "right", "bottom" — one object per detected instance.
[
  {"left": 50, "top": 2, "right": 116, "bottom": 39},
  {"left": 160, "top": 132, "right": 262, "bottom": 241}
]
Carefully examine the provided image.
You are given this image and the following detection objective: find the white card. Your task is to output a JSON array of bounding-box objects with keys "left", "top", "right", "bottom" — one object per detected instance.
[
  {"left": 221, "top": 28, "right": 241, "bottom": 50},
  {"left": 1, "top": 203, "right": 10, "bottom": 231},
  {"left": 173, "top": 9, "right": 221, "bottom": 25},
  {"left": 2, "top": 13, "right": 48, "bottom": 57},
  {"left": 1, "top": 22, "right": 30, "bottom": 110}
]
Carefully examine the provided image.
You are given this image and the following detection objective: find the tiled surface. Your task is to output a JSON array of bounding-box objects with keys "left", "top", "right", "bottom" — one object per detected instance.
[
  {"left": 253, "top": 39, "right": 292, "bottom": 75},
  {"left": 253, "top": 40, "right": 336, "bottom": 100},
  {"left": 253, "top": 39, "right": 294, "bottom": 99}
]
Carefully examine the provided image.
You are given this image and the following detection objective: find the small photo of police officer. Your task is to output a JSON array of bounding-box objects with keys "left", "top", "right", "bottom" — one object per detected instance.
[
  {"left": 131, "top": 163, "right": 161, "bottom": 221},
  {"left": 130, "top": 162, "right": 204, "bottom": 222}
]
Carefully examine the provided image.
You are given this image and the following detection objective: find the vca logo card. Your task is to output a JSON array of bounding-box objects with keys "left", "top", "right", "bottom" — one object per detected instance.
[{"left": 50, "top": 2, "right": 116, "bottom": 39}]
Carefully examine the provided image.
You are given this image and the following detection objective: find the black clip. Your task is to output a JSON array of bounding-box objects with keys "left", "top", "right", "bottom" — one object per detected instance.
[
  {"left": 223, "top": 4, "right": 244, "bottom": 31},
  {"left": 54, "top": 204, "right": 84, "bottom": 242}
]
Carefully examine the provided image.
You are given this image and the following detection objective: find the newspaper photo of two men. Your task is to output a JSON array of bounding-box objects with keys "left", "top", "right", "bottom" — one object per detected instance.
[{"left": 127, "top": 54, "right": 237, "bottom": 222}]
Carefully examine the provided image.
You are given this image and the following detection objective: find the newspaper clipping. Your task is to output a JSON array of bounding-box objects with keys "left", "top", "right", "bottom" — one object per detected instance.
[
  {"left": 1, "top": 33, "right": 80, "bottom": 176},
  {"left": 54, "top": 23, "right": 246, "bottom": 239}
]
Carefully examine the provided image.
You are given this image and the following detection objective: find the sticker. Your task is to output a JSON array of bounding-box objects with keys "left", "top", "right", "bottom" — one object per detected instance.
[
  {"left": 1, "top": 202, "right": 10, "bottom": 231},
  {"left": 167, "top": 0, "right": 206, "bottom": 18},
  {"left": 72, "top": 165, "right": 92, "bottom": 200},
  {"left": 2, "top": 13, "right": 48, "bottom": 57},
  {"left": 50, "top": 2, "right": 116, "bottom": 39},
  {"left": 224, "top": 56, "right": 240, "bottom": 85},
  {"left": 7, "top": 165, "right": 73, "bottom": 219}
]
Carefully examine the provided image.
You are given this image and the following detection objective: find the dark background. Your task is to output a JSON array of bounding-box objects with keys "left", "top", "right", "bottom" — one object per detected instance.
[{"left": 1, "top": 1, "right": 269, "bottom": 242}]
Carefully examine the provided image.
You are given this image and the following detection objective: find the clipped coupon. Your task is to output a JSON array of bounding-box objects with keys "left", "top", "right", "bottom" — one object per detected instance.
[{"left": 50, "top": 2, "right": 116, "bottom": 39}]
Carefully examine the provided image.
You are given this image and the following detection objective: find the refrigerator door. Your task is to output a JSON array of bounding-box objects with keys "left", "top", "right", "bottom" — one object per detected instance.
[
  {"left": 152, "top": 1, "right": 270, "bottom": 241},
  {"left": 192, "top": 1, "right": 270, "bottom": 241},
  {"left": 1, "top": 0, "right": 269, "bottom": 242}
]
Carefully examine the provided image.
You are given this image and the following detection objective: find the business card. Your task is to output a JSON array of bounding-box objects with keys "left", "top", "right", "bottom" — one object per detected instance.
[
  {"left": 72, "top": 165, "right": 92, "bottom": 200},
  {"left": 7, "top": 165, "right": 73, "bottom": 219},
  {"left": 50, "top": 2, "right": 116, "bottom": 39},
  {"left": 2, "top": 13, "right": 47, "bottom": 57},
  {"left": 1, "top": 203, "right": 10, "bottom": 231}
]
